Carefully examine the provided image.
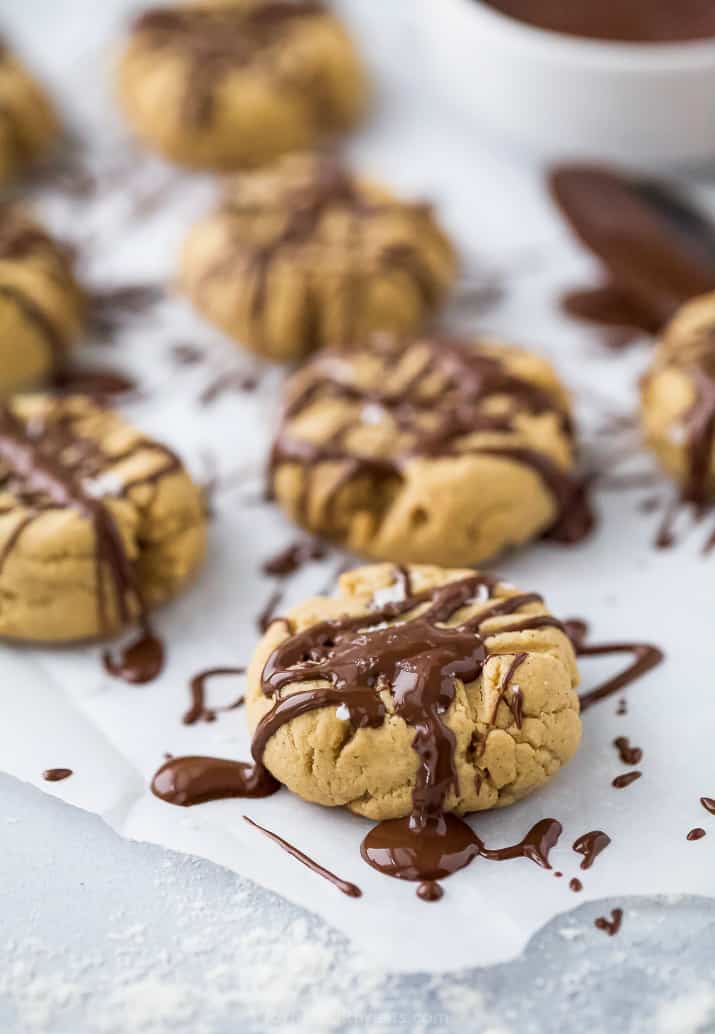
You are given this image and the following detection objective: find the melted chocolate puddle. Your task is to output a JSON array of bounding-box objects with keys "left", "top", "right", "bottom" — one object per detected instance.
[
  {"left": 564, "top": 619, "right": 664, "bottom": 711},
  {"left": 243, "top": 815, "right": 362, "bottom": 898},
  {"left": 151, "top": 755, "right": 279, "bottom": 806},
  {"left": 572, "top": 830, "right": 611, "bottom": 869},
  {"left": 360, "top": 814, "right": 562, "bottom": 890},
  {"left": 42, "top": 768, "right": 73, "bottom": 782},
  {"left": 183, "top": 667, "right": 245, "bottom": 725}
]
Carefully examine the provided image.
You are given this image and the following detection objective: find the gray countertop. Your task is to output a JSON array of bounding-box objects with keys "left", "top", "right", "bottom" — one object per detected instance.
[{"left": 3, "top": 773, "right": 715, "bottom": 1033}]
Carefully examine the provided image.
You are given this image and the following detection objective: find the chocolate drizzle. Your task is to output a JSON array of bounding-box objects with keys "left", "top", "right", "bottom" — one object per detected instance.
[
  {"left": 183, "top": 666, "right": 246, "bottom": 725},
  {"left": 151, "top": 755, "right": 279, "bottom": 806},
  {"left": 572, "top": 830, "right": 611, "bottom": 869},
  {"left": 262, "top": 540, "right": 326, "bottom": 577},
  {"left": 0, "top": 401, "right": 179, "bottom": 670},
  {"left": 243, "top": 815, "right": 361, "bottom": 898},
  {"left": 564, "top": 619, "right": 664, "bottom": 711},
  {"left": 132, "top": 3, "right": 327, "bottom": 129},
  {"left": 269, "top": 335, "right": 593, "bottom": 547}
]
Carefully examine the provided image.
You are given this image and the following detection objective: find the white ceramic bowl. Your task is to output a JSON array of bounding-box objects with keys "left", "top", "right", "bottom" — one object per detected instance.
[{"left": 419, "top": 0, "right": 715, "bottom": 169}]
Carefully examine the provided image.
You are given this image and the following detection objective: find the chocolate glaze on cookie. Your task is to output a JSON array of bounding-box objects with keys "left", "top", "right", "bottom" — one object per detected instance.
[
  {"left": 131, "top": 2, "right": 327, "bottom": 128},
  {"left": 269, "top": 335, "right": 593, "bottom": 546},
  {"left": 0, "top": 400, "right": 180, "bottom": 673}
]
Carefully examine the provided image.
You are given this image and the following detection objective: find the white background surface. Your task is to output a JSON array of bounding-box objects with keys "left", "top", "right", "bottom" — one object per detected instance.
[{"left": 2, "top": 0, "right": 714, "bottom": 981}]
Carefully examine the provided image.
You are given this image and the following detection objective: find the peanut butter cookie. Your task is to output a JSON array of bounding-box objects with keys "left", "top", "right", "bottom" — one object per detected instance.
[
  {"left": 268, "top": 334, "right": 592, "bottom": 566},
  {"left": 0, "top": 39, "right": 58, "bottom": 184},
  {"left": 180, "top": 153, "right": 457, "bottom": 361},
  {"left": 640, "top": 290, "right": 715, "bottom": 504},
  {"left": 246, "top": 562, "right": 582, "bottom": 821},
  {"left": 117, "top": 1, "right": 366, "bottom": 169},
  {"left": 0, "top": 206, "right": 84, "bottom": 396},
  {"left": 0, "top": 395, "right": 206, "bottom": 642}
]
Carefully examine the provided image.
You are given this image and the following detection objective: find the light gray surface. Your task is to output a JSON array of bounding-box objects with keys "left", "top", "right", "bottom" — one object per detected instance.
[{"left": 3, "top": 772, "right": 715, "bottom": 1034}]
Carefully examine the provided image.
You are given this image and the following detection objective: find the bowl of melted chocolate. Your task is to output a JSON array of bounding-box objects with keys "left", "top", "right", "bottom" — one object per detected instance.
[{"left": 420, "top": 0, "right": 715, "bottom": 166}]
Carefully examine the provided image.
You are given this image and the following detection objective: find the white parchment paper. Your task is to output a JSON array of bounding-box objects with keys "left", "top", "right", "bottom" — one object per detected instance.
[{"left": 1, "top": 0, "right": 713, "bottom": 974}]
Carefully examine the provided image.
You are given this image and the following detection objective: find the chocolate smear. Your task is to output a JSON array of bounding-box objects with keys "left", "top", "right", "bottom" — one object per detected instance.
[
  {"left": 243, "top": 815, "right": 362, "bottom": 898},
  {"left": 42, "top": 768, "right": 73, "bottom": 782},
  {"left": 257, "top": 588, "right": 285, "bottom": 634},
  {"left": 262, "top": 540, "right": 326, "bottom": 577},
  {"left": 572, "top": 830, "right": 611, "bottom": 870},
  {"left": 550, "top": 166, "right": 715, "bottom": 341},
  {"left": 595, "top": 908, "right": 623, "bottom": 936},
  {"left": 613, "top": 736, "right": 643, "bottom": 765},
  {"left": 612, "top": 771, "right": 642, "bottom": 789}
]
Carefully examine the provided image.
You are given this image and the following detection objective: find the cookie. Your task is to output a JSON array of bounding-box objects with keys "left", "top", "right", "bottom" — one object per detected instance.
[
  {"left": 0, "top": 395, "right": 206, "bottom": 642},
  {"left": 117, "top": 1, "right": 366, "bottom": 170},
  {"left": 268, "top": 334, "right": 591, "bottom": 566},
  {"left": 0, "top": 40, "right": 58, "bottom": 184},
  {"left": 246, "top": 562, "right": 581, "bottom": 821},
  {"left": 640, "top": 291, "right": 715, "bottom": 504},
  {"left": 0, "top": 206, "right": 84, "bottom": 396},
  {"left": 180, "top": 153, "right": 457, "bottom": 361}
]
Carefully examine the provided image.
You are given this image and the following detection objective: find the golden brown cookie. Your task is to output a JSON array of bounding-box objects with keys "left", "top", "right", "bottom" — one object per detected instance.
[
  {"left": 246, "top": 562, "right": 582, "bottom": 821},
  {"left": 268, "top": 334, "right": 591, "bottom": 566},
  {"left": 0, "top": 395, "right": 206, "bottom": 642},
  {"left": 640, "top": 291, "right": 715, "bottom": 504},
  {"left": 117, "top": 1, "right": 366, "bottom": 170},
  {"left": 0, "top": 39, "right": 58, "bottom": 184},
  {"left": 180, "top": 153, "right": 458, "bottom": 361},
  {"left": 0, "top": 206, "right": 84, "bottom": 397}
]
